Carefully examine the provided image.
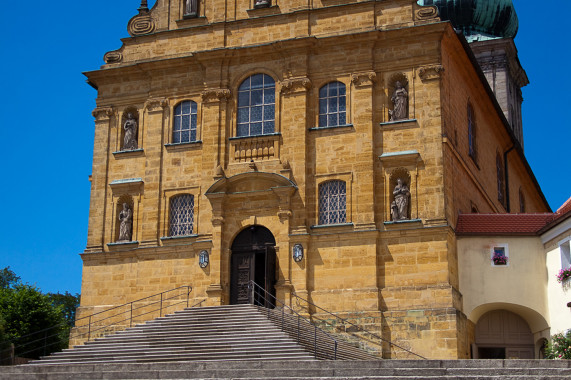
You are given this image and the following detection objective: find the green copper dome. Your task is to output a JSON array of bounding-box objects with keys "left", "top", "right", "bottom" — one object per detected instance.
[{"left": 417, "top": 0, "right": 518, "bottom": 41}]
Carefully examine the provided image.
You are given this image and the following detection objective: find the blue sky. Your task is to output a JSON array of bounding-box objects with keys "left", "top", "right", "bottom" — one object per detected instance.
[{"left": 0, "top": 1, "right": 569, "bottom": 295}]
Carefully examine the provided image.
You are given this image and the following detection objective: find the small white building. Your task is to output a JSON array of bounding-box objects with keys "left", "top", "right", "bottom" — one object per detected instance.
[{"left": 456, "top": 198, "right": 571, "bottom": 359}]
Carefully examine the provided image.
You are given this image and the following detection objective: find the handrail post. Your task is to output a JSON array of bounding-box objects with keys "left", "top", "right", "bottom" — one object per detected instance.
[
  {"left": 334, "top": 341, "right": 338, "bottom": 360},
  {"left": 314, "top": 325, "right": 317, "bottom": 359},
  {"left": 297, "top": 314, "right": 300, "bottom": 343},
  {"left": 282, "top": 306, "right": 284, "bottom": 331},
  {"left": 130, "top": 303, "right": 133, "bottom": 327},
  {"left": 87, "top": 316, "right": 92, "bottom": 341},
  {"left": 160, "top": 293, "right": 163, "bottom": 317},
  {"left": 43, "top": 331, "right": 47, "bottom": 357},
  {"left": 186, "top": 287, "right": 190, "bottom": 308}
]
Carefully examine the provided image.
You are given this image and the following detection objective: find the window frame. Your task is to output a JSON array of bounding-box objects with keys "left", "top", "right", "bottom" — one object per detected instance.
[
  {"left": 490, "top": 244, "right": 509, "bottom": 267},
  {"left": 318, "top": 81, "right": 347, "bottom": 128},
  {"left": 496, "top": 152, "right": 505, "bottom": 205},
  {"left": 236, "top": 73, "right": 276, "bottom": 138},
  {"left": 168, "top": 194, "right": 195, "bottom": 237},
  {"left": 467, "top": 102, "right": 477, "bottom": 162},
  {"left": 318, "top": 180, "right": 347, "bottom": 225},
  {"left": 172, "top": 100, "right": 199, "bottom": 145}
]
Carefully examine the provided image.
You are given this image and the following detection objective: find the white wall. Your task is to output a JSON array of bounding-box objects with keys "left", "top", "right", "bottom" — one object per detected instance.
[{"left": 542, "top": 218, "right": 571, "bottom": 335}]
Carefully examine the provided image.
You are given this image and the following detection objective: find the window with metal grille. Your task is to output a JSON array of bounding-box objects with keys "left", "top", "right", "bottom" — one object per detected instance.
[
  {"left": 173, "top": 101, "right": 197, "bottom": 143},
  {"left": 319, "top": 82, "right": 346, "bottom": 127},
  {"left": 496, "top": 153, "right": 504, "bottom": 205},
  {"left": 468, "top": 103, "right": 477, "bottom": 160},
  {"left": 169, "top": 194, "right": 194, "bottom": 236},
  {"left": 318, "top": 180, "right": 347, "bottom": 225},
  {"left": 237, "top": 74, "right": 275, "bottom": 137}
]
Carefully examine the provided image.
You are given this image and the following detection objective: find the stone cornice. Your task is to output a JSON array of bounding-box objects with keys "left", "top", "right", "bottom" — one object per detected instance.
[
  {"left": 201, "top": 88, "right": 231, "bottom": 103},
  {"left": 351, "top": 71, "right": 376, "bottom": 87},
  {"left": 418, "top": 64, "right": 444, "bottom": 81},
  {"left": 145, "top": 98, "right": 168, "bottom": 112},
  {"left": 280, "top": 77, "right": 312, "bottom": 94},
  {"left": 92, "top": 107, "right": 114, "bottom": 121}
]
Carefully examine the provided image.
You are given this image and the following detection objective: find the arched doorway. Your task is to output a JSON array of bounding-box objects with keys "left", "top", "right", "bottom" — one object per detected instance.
[
  {"left": 230, "top": 225, "right": 276, "bottom": 307},
  {"left": 475, "top": 309, "right": 535, "bottom": 359}
]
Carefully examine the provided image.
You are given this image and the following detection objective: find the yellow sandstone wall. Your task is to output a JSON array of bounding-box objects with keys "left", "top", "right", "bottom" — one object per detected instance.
[{"left": 76, "top": 0, "right": 548, "bottom": 358}]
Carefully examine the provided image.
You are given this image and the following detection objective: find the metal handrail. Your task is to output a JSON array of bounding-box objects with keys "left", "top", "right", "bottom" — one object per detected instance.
[
  {"left": 0, "top": 285, "right": 197, "bottom": 364},
  {"left": 291, "top": 291, "right": 426, "bottom": 360},
  {"left": 248, "top": 281, "right": 339, "bottom": 360}
]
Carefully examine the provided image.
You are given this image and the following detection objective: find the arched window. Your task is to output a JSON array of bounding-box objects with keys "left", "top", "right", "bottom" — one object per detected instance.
[
  {"left": 319, "top": 82, "right": 346, "bottom": 127},
  {"left": 519, "top": 188, "right": 525, "bottom": 213},
  {"left": 318, "top": 180, "right": 346, "bottom": 225},
  {"left": 169, "top": 194, "right": 194, "bottom": 236},
  {"left": 173, "top": 101, "right": 197, "bottom": 144},
  {"left": 468, "top": 103, "right": 477, "bottom": 160},
  {"left": 237, "top": 74, "right": 275, "bottom": 137},
  {"left": 496, "top": 153, "right": 504, "bottom": 205}
]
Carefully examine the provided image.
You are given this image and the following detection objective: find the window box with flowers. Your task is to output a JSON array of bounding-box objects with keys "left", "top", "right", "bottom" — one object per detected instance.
[
  {"left": 491, "top": 245, "right": 508, "bottom": 266},
  {"left": 556, "top": 267, "right": 571, "bottom": 283}
]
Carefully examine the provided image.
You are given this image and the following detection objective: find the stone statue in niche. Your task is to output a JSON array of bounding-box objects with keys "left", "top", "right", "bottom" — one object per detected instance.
[
  {"left": 185, "top": 0, "right": 198, "bottom": 16},
  {"left": 123, "top": 113, "right": 138, "bottom": 150},
  {"left": 389, "top": 81, "right": 408, "bottom": 121},
  {"left": 118, "top": 203, "right": 133, "bottom": 241},
  {"left": 254, "top": 0, "right": 270, "bottom": 8},
  {"left": 391, "top": 178, "right": 410, "bottom": 221}
]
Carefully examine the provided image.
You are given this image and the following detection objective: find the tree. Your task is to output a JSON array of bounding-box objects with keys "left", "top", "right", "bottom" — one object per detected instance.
[
  {"left": 0, "top": 267, "right": 78, "bottom": 360},
  {"left": 0, "top": 267, "right": 20, "bottom": 289},
  {"left": 47, "top": 292, "right": 80, "bottom": 327}
]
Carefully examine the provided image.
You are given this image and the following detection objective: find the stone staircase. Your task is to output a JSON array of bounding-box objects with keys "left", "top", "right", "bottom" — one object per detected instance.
[
  {"left": 25, "top": 304, "right": 373, "bottom": 366},
  {"left": 2, "top": 359, "right": 570, "bottom": 379},
  {"left": 1, "top": 304, "right": 569, "bottom": 379}
]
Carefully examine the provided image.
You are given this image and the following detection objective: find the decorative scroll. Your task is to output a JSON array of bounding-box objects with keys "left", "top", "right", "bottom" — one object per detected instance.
[
  {"left": 128, "top": 4, "right": 156, "bottom": 38},
  {"left": 231, "top": 134, "right": 279, "bottom": 162},
  {"left": 201, "top": 89, "right": 231, "bottom": 103},
  {"left": 351, "top": 71, "right": 376, "bottom": 87},
  {"left": 418, "top": 64, "right": 444, "bottom": 81},
  {"left": 92, "top": 107, "right": 114, "bottom": 121},
  {"left": 280, "top": 77, "right": 311, "bottom": 94},
  {"left": 414, "top": 3, "right": 439, "bottom": 24},
  {"left": 104, "top": 50, "right": 123, "bottom": 64}
]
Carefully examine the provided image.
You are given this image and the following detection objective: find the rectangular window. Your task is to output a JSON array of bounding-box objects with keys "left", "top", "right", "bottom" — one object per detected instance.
[
  {"left": 561, "top": 240, "right": 571, "bottom": 269},
  {"left": 491, "top": 244, "right": 509, "bottom": 266}
]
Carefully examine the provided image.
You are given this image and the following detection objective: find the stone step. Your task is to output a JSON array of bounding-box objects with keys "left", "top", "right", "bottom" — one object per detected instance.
[
  {"left": 72, "top": 336, "right": 299, "bottom": 350},
  {"left": 86, "top": 331, "right": 293, "bottom": 345},
  {"left": 31, "top": 351, "right": 316, "bottom": 366},
  {"left": 51, "top": 341, "right": 307, "bottom": 357},
  {"left": 4, "top": 363, "right": 570, "bottom": 380}
]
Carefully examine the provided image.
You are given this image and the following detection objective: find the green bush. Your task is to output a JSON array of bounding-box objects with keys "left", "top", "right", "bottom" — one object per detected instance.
[{"left": 545, "top": 330, "right": 571, "bottom": 359}]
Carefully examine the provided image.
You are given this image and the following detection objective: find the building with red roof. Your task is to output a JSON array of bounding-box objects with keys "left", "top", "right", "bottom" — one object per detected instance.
[{"left": 456, "top": 197, "right": 571, "bottom": 358}]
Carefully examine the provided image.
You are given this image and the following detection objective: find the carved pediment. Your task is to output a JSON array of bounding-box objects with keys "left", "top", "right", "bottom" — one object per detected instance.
[{"left": 206, "top": 172, "right": 297, "bottom": 196}]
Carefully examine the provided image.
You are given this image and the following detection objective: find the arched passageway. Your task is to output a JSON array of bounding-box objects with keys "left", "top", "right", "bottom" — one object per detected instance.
[{"left": 475, "top": 309, "right": 534, "bottom": 359}]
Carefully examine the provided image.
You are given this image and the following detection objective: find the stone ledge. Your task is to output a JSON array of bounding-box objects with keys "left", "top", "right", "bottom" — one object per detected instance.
[
  {"left": 164, "top": 141, "right": 202, "bottom": 152},
  {"left": 309, "top": 124, "right": 354, "bottom": 132},
  {"left": 229, "top": 132, "right": 280, "bottom": 141},
  {"left": 112, "top": 148, "right": 144, "bottom": 158},
  {"left": 383, "top": 219, "right": 423, "bottom": 230},
  {"left": 160, "top": 234, "right": 199, "bottom": 246},
  {"left": 310, "top": 222, "right": 354, "bottom": 230},
  {"left": 106, "top": 241, "right": 139, "bottom": 251},
  {"left": 380, "top": 119, "right": 418, "bottom": 130}
]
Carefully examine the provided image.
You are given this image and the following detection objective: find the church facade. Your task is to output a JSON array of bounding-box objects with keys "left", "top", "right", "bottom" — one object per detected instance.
[{"left": 78, "top": 0, "right": 550, "bottom": 359}]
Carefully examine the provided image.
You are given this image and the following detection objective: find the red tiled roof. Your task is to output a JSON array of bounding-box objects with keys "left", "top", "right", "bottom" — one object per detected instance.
[
  {"left": 456, "top": 213, "right": 555, "bottom": 236},
  {"left": 456, "top": 197, "right": 571, "bottom": 236},
  {"left": 556, "top": 197, "right": 571, "bottom": 215}
]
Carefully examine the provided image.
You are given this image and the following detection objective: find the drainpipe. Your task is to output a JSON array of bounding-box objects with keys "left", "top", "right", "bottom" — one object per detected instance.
[{"left": 504, "top": 145, "right": 515, "bottom": 212}]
